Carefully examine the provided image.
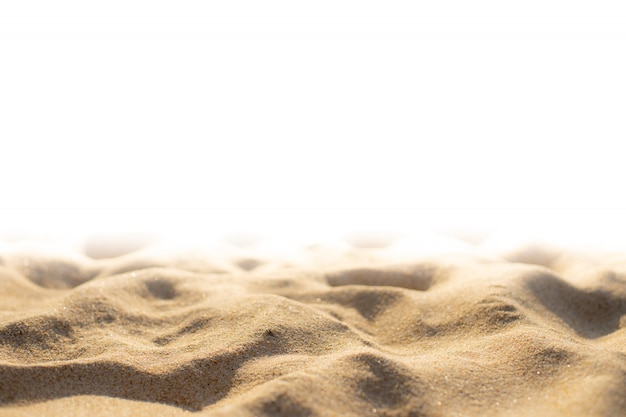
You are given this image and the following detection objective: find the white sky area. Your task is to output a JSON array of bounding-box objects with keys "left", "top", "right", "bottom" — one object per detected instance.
[{"left": 1, "top": 0, "right": 625, "bottom": 247}]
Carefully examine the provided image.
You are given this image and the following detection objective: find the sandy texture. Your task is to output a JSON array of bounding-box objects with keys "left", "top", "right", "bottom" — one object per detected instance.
[{"left": 1, "top": 236, "right": 626, "bottom": 416}]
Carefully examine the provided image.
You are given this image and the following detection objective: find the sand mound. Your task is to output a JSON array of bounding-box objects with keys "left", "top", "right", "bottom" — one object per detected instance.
[{"left": 2, "top": 237, "right": 626, "bottom": 416}]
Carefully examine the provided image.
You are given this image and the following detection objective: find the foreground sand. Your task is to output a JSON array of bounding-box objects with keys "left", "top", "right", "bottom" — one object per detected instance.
[{"left": 1, "top": 235, "right": 626, "bottom": 416}]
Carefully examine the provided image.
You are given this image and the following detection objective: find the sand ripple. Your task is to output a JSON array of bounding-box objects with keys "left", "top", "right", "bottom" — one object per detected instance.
[{"left": 2, "top": 241, "right": 626, "bottom": 416}]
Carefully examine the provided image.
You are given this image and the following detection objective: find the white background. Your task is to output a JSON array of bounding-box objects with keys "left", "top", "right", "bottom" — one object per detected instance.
[{"left": 1, "top": 0, "right": 625, "bottom": 245}]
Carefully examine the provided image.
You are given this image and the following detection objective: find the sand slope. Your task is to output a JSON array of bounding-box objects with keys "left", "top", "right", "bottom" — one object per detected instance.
[{"left": 1, "top": 238, "right": 626, "bottom": 416}]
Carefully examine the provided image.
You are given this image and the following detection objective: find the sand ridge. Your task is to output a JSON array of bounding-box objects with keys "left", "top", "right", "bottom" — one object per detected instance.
[{"left": 1, "top": 237, "right": 626, "bottom": 416}]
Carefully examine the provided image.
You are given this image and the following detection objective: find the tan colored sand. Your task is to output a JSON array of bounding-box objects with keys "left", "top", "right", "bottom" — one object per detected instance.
[{"left": 1, "top": 235, "right": 626, "bottom": 416}]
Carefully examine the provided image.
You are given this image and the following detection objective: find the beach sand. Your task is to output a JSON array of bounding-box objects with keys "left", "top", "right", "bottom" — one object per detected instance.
[{"left": 1, "top": 234, "right": 626, "bottom": 416}]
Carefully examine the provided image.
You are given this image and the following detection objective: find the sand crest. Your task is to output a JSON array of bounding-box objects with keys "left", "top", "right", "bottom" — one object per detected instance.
[{"left": 1, "top": 237, "right": 626, "bottom": 416}]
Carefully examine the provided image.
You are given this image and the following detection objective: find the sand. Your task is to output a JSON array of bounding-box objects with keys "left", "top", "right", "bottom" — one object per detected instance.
[{"left": 1, "top": 234, "right": 626, "bottom": 416}]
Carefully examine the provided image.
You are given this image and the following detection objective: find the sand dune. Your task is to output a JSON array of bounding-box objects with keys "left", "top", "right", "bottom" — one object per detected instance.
[{"left": 1, "top": 237, "right": 626, "bottom": 416}]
